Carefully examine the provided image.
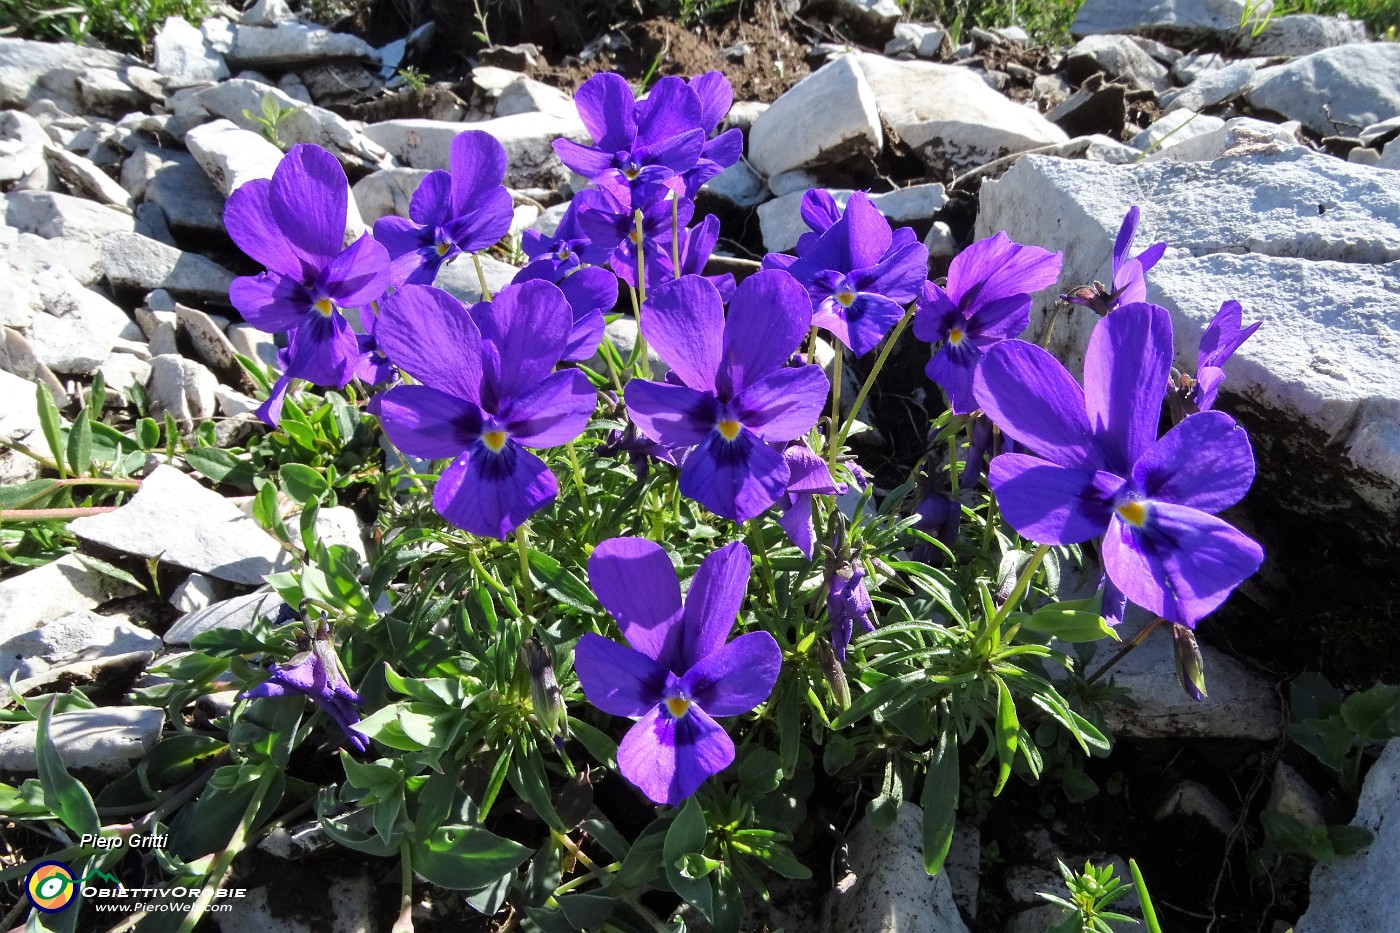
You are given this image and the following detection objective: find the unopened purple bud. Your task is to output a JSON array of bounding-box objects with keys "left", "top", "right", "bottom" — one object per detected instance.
[
  {"left": 1172, "top": 623, "right": 1208, "bottom": 701},
  {"left": 828, "top": 563, "right": 875, "bottom": 662}
]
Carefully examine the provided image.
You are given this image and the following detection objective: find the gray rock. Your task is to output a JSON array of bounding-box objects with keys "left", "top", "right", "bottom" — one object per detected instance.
[
  {"left": 146, "top": 354, "right": 218, "bottom": 430},
  {"left": 1359, "top": 115, "right": 1400, "bottom": 149},
  {"left": 196, "top": 79, "right": 390, "bottom": 174},
  {"left": 1269, "top": 761, "right": 1330, "bottom": 830},
  {"left": 821, "top": 0, "right": 902, "bottom": 42},
  {"left": 722, "top": 100, "right": 768, "bottom": 133},
  {"left": 164, "top": 589, "right": 286, "bottom": 645},
  {"left": 1162, "top": 60, "right": 1256, "bottom": 113},
  {"left": 0, "top": 553, "right": 139, "bottom": 641},
  {"left": 0, "top": 367, "right": 43, "bottom": 481},
  {"left": 1142, "top": 116, "right": 1301, "bottom": 163},
  {"left": 945, "top": 823, "right": 980, "bottom": 919},
  {"left": 0, "top": 110, "right": 47, "bottom": 182},
  {"left": 227, "top": 22, "right": 378, "bottom": 69},
  {"left": 121, "top": 146, "right": 164, "bottom": 200},
  {"left": 1239, "top": 13, "right": 1367, "bottom": 57},
  {"left": 169, "top": 572, "right": 220, "bottom": 614},
  {"left": 227, "top": 322, "right": 281, "bottom": 369},
  {"left": 184, "top": 119, "right": 283, "bottom": 196},
  {"left": 241, "top": 0, "right": 293, "bottom": 26},
  {"left": 70, "top": 464, "right": 290, "bottom": 585},
  {"left": 976, "top": 149, "right": 1400, "bottom": 521},
  {"left": 173, "top": 302, "right": 248, "bottom": 388},
  {"left": 0, "top": 706, "right": 164, "bottom": 776},
  {"left": 856, "top": 53, "right": 1068, "bottom": 176},
  {"left": 885, "top": 22, "right": 947, "bottom": 59},
  {"left": 100, "top": 232, "right": 236, "bottom": 305},
  {"left": 434, "top": 253, "right": 521, "bottom": 306},
  {"left": 1065, "top": 35, "right": 1172, "bottom": 94},
  {"left": 1247, "top": 44, "right": 1400, "bottom": 136},
  {"left": 0, "top": 38, "right": 137, "bottom": 115},
  {"left": 5, "top": 190, "right": 135, "bottom": 246},
  {"left": 758, "top": 183, "right": 947, "bottom": 253},
  {"left": 43, "top": 146, "right": 133, "bottom": 209},
  {"left": 492, "top": 75, "right": 577, "bottom": 121},
  {"left": 748, "top": 55, "right": 882, "bottom": 180},
  {"left": 924, "top": 220, "right": 956, "bottom": 258},
  {"left": 1129, "top": 36, "right": 1183, "bottom": 65},
  {"left": 154, "top": 16, "right": 229, "bottom": 83},
  {"left": 700, "top": 159, "right": 769, "bottom": 213},
  {"left": 1172, "top": 49, "right": 1228, "bottom": 84},
  {"left": 145, "top": 150, "right": 228, "bottom": 238},
  {"left": 0, "top": 609, "right": 161, "bottom": 683},
  {"left": 1004, "top": 864, "right": 1062, "bottom": 905},
  {"left": 1130, "top": 109, "right": 1227, "bottom": 152},
  {"left": 314, "top": 506, "right": 367, "bottom": 568},
  {"left": 97, "top": 352, "right": 152, "bottom": 406},
  {"left": 1296, "top": 740, "right": 1400, "bottom": 932},
  {"left": 1155, "top": 780, "right": 1236, "bottom": 834},
  {"left": 362, "top": 112, "right": 586, "bottom": 190},
  {"left": 27, "top": 271, "right": 132, "bottom": 374},
  {"left": 1071, "top": 0, "right": 1271, "bottom": 45},
  {"left": 351, "top": 167, "right": 431, "bottom": 223},
  {"left": 1006, "top": 905, "right": 1069, "bottom": 933},
  {"left": 0, "top": 328, "right": 66, "bottom": 403},
  {"left": 1383, "top": 139, "right": 1400, "bottom": 171},
  {"left": 833, "top": 802, "right": 970, "bottom": 933}
]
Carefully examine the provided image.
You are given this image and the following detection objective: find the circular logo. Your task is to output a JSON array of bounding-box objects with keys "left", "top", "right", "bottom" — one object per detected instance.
[{"left": 25, "top": 861, "right": 76, "bottom": 913}]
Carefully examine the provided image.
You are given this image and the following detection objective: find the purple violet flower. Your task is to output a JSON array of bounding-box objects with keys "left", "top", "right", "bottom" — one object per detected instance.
[
  {"left": 553, "top": 73, "right": 707, "bottom": 207},
  {"left": 577, "top": 187, "right": 694, "bottom": 289},
  {"left": 1064, "top": 206, "right": 1167, "bottom": 313},
  {"left": 574, "top": 538, "right": 781, "bottom": 805},
  {"left": 511, "top": 263, "right": 619, "bottom": 362},
  {"left": 763, "top": 190, "right": 929, "bottom": 357},
  {"left": 242, "top": 629, "right": 368, "bottom": 753},
  {"left": 520, "top": 199, "right": 590, "bottom": 281},
  {"left": 1191, "top": 300, "right": 1260, "bottom": 412},
  {"left": 372, "top": 281, "right": 596, "bottom": 539},
  {"left": 679, "top": 71, "right": 743, "bottom": 196},
  {"left": 777, "top": 442, "right": 845, "bottom": 559},
  {"left": 656, "top": 214, "right": 736, "bottom": 302},
  {"left": 225, "top": 144, "right": 391, "bottom": 426},
  {"left": 373, "top": 131, "right": 514, "bottom": 287},
  {"left": 971, "top": 302, "right": 1264, "bottom": 628},
  {"left": 913, "top": 231, "right": 1062, "bottom": 415},
  {"left": 828, "top": 564, "right": 875, "bottom": 661},
  {"left": 624, "top": 270, "right": 829, "bottom": 523}
]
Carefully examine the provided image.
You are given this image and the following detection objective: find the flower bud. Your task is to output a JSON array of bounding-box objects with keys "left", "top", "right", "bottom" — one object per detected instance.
[
  {"left": 1172, "top": 623, "right": 1208, "bottom": 701},
  {"left": 828, "top": 563, "right": 875, "bottom": 662},
  {"left": 522, "top": 636, "right": 567, "bottom": 740}
]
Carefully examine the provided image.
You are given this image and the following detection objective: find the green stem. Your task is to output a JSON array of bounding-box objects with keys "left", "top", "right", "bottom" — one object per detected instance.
[
  {"left": 565, "top": 442, "right": 590, "bottom": 509},
  {"left": 472, "top": 253, "right": 493, "bottom": 301},
  {"left": 836, "top": 307, "right": 914, "bottom": 452},
  {"left": 992, "top": 543, "right": 1050, "bottom": 628},
  {"left": 747, "top": 521, "right": 780, "bottom": 608},
  {"left": 515, "top": 525, "right": 535, "bottom": 615},
  {"left": 671, "top": 196, "right": 680, "bottom": 275},
  {"left": 393, "top": 840, "right": 415, "bottom": 933},
  {"left": 827, "top": 349, "right": 843, "bottom": 468},
  {"left": 176, "top": 765, "right": 277, "bottom": 933},
  {"left": 1, "top": 506, "right": 118, "bottom": 521},
  {"left": 633, "top": 208, "right": 649, "bottom": 379}
]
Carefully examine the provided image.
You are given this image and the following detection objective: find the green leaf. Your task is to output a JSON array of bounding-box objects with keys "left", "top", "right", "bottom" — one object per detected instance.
[
  {"left": 615, "top": 824, "right": 666, "bottom": 888},
  {"left": 1290, "top": 672, "right": 1343, "bottom": 721},
  {"left": 526, "top": 549, "right": 598, "bottom": 613},
  {"left": 993, "top": 676, "right": 1018, "bottom": 795},
  {"left": 507, "top": 739, "right": 567, "bottom": 832},
  {"left": 279, "top": 463, "right": 329, "bottom": 504},
  {"left": 1340, "top": 685, "right": 1400, "bottom": 742},
  {"left": 35, "top": 698, "right": 100, "bottom": 838},
  {"left": 410, "top": 824, "right": 530, "bottom": 891},
  {"left": 35, "top": 383, "right": 66, "bottom": 478},
  {"left": 65, "top": 409, "right": 92, "bottom": 476},
  {"left": 184, "top": 447, "right": 256, "bottom": 488},
  {"left": 1129, "top": 858, "right": 1162, "bottom": 933},
  {"left": 664, "top": 797, "right": 712, "bottom": 921},
  {"left": 136, "top": 417, "right": 161, "bottom": 450},
  {"left": 920, "top": 727, "right": 959, "bottom": 875},
  {"left": 1327, "top": 824, "right": 1374, "bottom": 857},
  {"left": 1020, "top": 598, "right": 1117, "bottom": 643}
]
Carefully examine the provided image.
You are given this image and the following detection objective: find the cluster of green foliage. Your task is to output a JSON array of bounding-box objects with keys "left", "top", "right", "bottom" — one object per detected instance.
[{"left": 0, "top": 0, "right": 207, "bottom": 51}]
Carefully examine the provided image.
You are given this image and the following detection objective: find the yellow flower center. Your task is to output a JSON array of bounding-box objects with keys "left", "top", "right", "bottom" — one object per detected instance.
[
  {"left": 623, "top": 166, "right": 640, "bottom": 180},
  {"left": 836, "top": 289, "right": 856, "bottom": 307},
  {"left": 435, "top": 240, "right": 451, "bottom": 256},
  {"left": 665, "top": 696, "right": 691, "bottom": 718},
  {"left": 314, "top": 297, "right": 335, "bottom": 317},
  {"left": 948, "top": 327, "right": 965, "bottom": 346},
  {"left": 482, "top": 430, "right": 509, "bottom": 452},
  {"left": 717, "top": 419, "right": 742, "bottom": 441},
  {"left": 1116, "top": 501, "right": 1148, "bottom": 526}
]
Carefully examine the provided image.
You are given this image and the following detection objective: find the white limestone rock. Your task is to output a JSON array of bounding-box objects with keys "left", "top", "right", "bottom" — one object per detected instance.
[
  {"left": 856, "top": 53, "right": 1067, "bottom": 176},
  {"left": 1065, "top": 35, "right": 1172, "bottom": 94},
  {"left": 154, "top": 16, "right": 229, "bottom": 83},
  {"left": 747, "top": 55, "right": 882, "bottom": 180},
  {"left": 227, "top": 22, "right": 379, "bottom": 69},
  {"left": 362, "top": 112, "right": 587, "bottom": 190},
  {"left": 1130, "top": 109, "right": 1227, "bottom": 152},
  {"left": 1071, "top": 0, "right": 1272, "bottom": 45},
  {"left": 1239, "top": 13, "right": 1367, "bottom": 57},
  {"left": 1296, "top": 740, "right": 1400, "bottom": 932},
  {"left": 351, "top": 167, "right": 431, "bottom": 223},
  {"left": 69, "top": 464, "right": 290, "bottom": 585},
  {"left": 43, "top": 146, "right": 133, "bottom": 209},
  {"left": 27, "top": 271, "right": 132, "bottom": 375},
  {"left": 164, "top": 589, "right": 286, "bottom": 646},
  {"left": 100, "top": 232, "right": 236, "bottom": 305},
  {"left": 184, "top": 119, "right": 284, "bottom": 196},
  {"left": 1247, "top": 44, "right": 1400, "bottom": 137},
  {"left": 885, "top": 22, "right": 947, "bottom": 59},
  {"left": 1162, "top": 60, "right": 1256, "bottom": 113},
  {"left": 0, "top": 609, "right": 161, "bottom": 684},
  {"left": 147, "top": 353, "right": 218, "bottom": 430},
  {"left": 0, "top": 707, "right": 164, "bottom": 776},
  {"left": 5, "top": 190, "right": 135, "bottom": 246},
  {"left": 0, "top": 553, "right": 139, "bottom": 643},
  {"left": 833, "top": 802, "right": 971, "bottom": 933},
  {"left": 1142, "top": 116, "right": 1301, "bottom": 163},
  {"left": 0, "top": 110, "right": 47, "bottom": 183}
]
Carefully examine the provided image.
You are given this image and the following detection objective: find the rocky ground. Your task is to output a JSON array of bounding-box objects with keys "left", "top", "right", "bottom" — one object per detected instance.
[{"left": 1, "top": 0, "right": 1399, "bottom": 929}]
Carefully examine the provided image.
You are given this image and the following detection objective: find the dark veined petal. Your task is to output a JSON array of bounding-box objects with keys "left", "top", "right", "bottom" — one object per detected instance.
[
  {"left": 926, "top": 340, "right": 980, "bottom": 416},
  {"left": 320, "top": 233, "right": 391, "bottom": 309},
  {"left": 449, "top": 129, "right": 509, "bottom": 215},
  {"left": 973, "top": 339, "right": 1100, "bottom": 469},
  {"left": 268, "top": 144, "right": 348, "bottom": 277},
  {"left": 689, "top": 71, "right": 734, "bottom": 129},
  {"left": 372, "top": 214, "right": 435, "bottom": 265},
  {"left": 719, "top": 269, "right": 812, "bottom": 397},
  {"left": 552, "top": 138, "right": 617, "bottom": 180},
  {"left": 281, "top": 310, "right": 361, "bottom": 388},
  {"left": 1083, "top": 302, "right": 1173, "bottom": 474},
  {"left": 806, "top": 192, "right": 893, "bottom": 273},
  {"left": 229, "top": 272, "right": 311, "bottom": 333},
  {"left": 639, "top": 275, "right": 724, "bottom": 392},
  {"left": 680, "top": 428, "right": 789, "bottom": 523},
  {"left": 681, "top": 631, "right": 782, "bottom": 717},
  {"left": 432, "top": 441, "right": 558, "bottom": 540},
  {"left": 408, "top": 170, "right": 453, "bottom": 228},
  {"left": 562, "top": 309, "right": 605, "bottom": 362},
  {"left": 574, "top": 633, "right": 668, "bottom": 717},
  {"left": 911, "top": 281, "right": 962, "bottom": 343},
  {"left": 225, "top": 179, "right": 306, "bottom": 280},
  {"left": 588, "top": 537, "right": 685, "bottom": 666},
  {"left": 634, "top": 76, "right": 704, "bottom": 148},
  {"left": 800, "top": 188, "right": 842, "bottom": 236},
  {"left": 443, "top": 186, "right": 514, "bottom": 254},
  {"left": 965, "top": 294, "right": 1031, "bottom": 342},
  {"left": 734, "top": 364, "right": 828, "bottom": 442},
  {"left": 1112, "top": 206, "right": 1140, "bottom": 270},
  {"left": 375, "top": 284, "right": 485, "bottom": 404},
  {"left": 945, "top": 231, "right": 1061, "bottom": 311},
  {"left": 501, "top": 369, "right": 595, "bottom": 448},
  {"left": 1130, "top": 411, "right": 1255, "bottom": 514},
  {"left": 850, "top": 227, "right": 929, "bottom": 305},
  {"left": 676, "top": 541, "right": 751, "bottom": 672},
  {"left": 783, "top": 441, "right": 841, "bottom": 494},
  {"left": 815, "top": 291, "right": 905, "bottom": 357},
  {"left": 472, "top": 279, "right": 572, "bottom": 407},
  {"left": 571, "top": 72, "right": 638, "bottom": 151},
  {"left": 625, "top": 379, "right": 719, "bottom": 449},
  {"left": 375, "top": 384, "right": 483, "bottom": 459},
  {"left": 987, "top": 453, "right": 1123, "bottom": 544},
  {"left": 1102, "top": 502, "right": 1264, "bottom": 627},
  {"left": 617, "top": 703, "right": 734, "bottom": 806}
]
